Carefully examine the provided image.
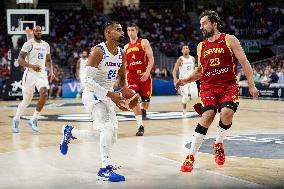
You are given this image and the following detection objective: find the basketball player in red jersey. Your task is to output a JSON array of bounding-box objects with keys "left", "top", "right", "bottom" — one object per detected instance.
[
  {"left": 124, "top": 23, "right": 154, "bottom": 136},
  {"left": 176, "top": 10, "right": 259, "bottom": 172}
]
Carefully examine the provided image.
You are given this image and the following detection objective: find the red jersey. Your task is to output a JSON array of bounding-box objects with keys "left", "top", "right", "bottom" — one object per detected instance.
[
  {"left": 199, "top": 33, "right": 238, "bottom": 88},
  {"left": 126, "top": 38, "right": 148, "bottom": 75}
]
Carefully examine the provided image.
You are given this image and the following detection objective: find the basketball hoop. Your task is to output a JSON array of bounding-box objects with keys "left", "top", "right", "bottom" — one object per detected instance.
[{"left": 25, "top": 28, "right": 33, "bottom": 40}]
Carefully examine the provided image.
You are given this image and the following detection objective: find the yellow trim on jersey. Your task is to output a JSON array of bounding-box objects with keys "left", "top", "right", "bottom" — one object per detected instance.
[
  {"left": 233, "top": 62, "right": 237, "bottom": 78},
  {"left": 197, "top": 42, "right": 203, "bottom": 66},
  {"left": 141, "top": 39, "right": 145, "bottom": 51},
  {"left": 225, "top": 34, "right": 233, "bottom": 56},
  {"left": 149, "top": 75, "right": 153, "bottom": 97},
  {"left": 140, "top": 39, "right": 148, "bottom": 66},
  {"left": 200, "top": 97, "right": 204, "bottom": 107},
  {"left": 225, "top": 34, "right": 238, "bottom": 80},
  {"left": 198, "top": 42, "right": 204, "bottom": 74}
]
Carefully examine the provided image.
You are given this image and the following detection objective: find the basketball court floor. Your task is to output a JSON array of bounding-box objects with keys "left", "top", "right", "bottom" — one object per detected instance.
[{"left": 0, "top": 96, "right": 283, "bottom": 189}]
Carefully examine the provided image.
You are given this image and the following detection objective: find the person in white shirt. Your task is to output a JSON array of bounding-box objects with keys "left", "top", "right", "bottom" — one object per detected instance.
[
  {"left": 277, "top": 68, "right": 284, "bottom": 85},
  {"left": 76, "top": 50, "right": 88, "bottom": 91},
  {"left": 172, "top": 45, "right": 198, "bottom": 117},
  {"left": 60, "top": 21, "right": 127, "bottom": 182},
  {"left": 12, "top": 26, "right": 54, "bottom": 133}
]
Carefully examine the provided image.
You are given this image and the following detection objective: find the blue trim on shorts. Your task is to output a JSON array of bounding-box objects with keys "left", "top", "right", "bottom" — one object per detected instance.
[
  {"left": 24, "top": 69, "right": 29, "bottom": 83},
  {"left": 93, "top": 94, "right": 98, "bottom": 100}
]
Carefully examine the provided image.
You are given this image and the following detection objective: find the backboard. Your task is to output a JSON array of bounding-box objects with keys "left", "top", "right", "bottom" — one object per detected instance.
[{"left": 7, "top": 9, "right": 49, "bottom": 35}]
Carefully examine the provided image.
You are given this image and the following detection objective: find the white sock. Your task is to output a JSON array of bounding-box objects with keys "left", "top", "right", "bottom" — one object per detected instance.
[
  {"left": 72, "top": 128, "right": 99, "bottom": 140},
  {"left": 183, "top": 109, "right": 186, "bottom": 114},
  {"left": 215, "top": 126, "right": 228, "bottom": 143},
  {"left": 32, "top": 110, "right": 40, "bottom": 120},
  {"left": 135, "top": 115, "right": 143, "bottom": 127},
  {"left": 189, "top": 132, "right": 206, "bottom": 156}
]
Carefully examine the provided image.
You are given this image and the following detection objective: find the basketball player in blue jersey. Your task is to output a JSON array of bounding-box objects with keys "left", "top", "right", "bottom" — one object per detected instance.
[{"left": 59, "top": 21, "right": 127, "bottom": 182}]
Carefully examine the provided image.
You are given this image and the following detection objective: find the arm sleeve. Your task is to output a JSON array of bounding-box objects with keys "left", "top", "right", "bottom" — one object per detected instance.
[{"left": 85, "top": 66, "right": 108, "bottom": 99}]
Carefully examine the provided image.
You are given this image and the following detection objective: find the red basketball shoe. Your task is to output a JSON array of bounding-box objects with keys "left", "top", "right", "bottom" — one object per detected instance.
[
  {"left": 214, "top": 143, "right": 225, "bottom": 165},
  {"left": 180, "top": 155, "right": 195, "bottom": 172}
]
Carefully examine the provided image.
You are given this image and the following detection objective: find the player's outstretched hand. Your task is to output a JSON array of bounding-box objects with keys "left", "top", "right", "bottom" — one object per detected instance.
[
  {"left": 175, "top": 79, "right": 188, "bottom": 90},
  {"left": 108, "top": 92, "right": 127, "bottom": 109},
  {"left": 249, "top": 86, "right": 259, "bottom": 97},
  {"left": 31, "top": 65, "right": 41, "bottom": 72}
]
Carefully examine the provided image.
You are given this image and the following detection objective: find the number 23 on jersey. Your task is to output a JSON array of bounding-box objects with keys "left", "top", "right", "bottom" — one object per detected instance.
[{"left": 209, "top": 58, "right": 221, "bottom": 66}]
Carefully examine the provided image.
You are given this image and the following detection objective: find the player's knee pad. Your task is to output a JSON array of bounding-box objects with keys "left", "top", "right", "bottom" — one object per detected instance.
[
  {"left": 182, "top": 95, "right": 189, "bottom": 104},
  {"left": 201, "top": 105, "right": 217, "bottom": 114},
  {"left": 218, "top": 101, "right": 239, "bottom": 113},
  {"left": 141, "top": 96, "right": 150, "bottom": 102},
  {"left": 219, "top": 120, "right": 232, "bottom": 130}
]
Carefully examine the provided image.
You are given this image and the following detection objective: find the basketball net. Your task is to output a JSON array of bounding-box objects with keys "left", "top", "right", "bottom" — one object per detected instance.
[{"left": 25, "top": 28, "right": 33, "bottom": 40}]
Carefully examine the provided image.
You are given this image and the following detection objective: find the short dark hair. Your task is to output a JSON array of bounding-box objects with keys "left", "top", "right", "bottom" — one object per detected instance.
[
  {"left": 200, "top": 10, "right": 222, "bottom": 31},
  {"left": 127, "top": 23, "right": 139, "bottom": 30},
  {"left": 103, "top": 21, "right": 120, "bottom": 33}
]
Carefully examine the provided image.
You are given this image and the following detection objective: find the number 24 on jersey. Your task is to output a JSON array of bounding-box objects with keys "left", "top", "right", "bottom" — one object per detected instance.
[{"left": 108, "top": 70, "right": 117, "bottom": 80}]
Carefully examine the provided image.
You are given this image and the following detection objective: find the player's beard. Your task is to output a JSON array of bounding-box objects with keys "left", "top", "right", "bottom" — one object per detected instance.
[
  {"left": 202, "top": 28, "right": 214, "bottom": 38},
  {"left": 34, "top": 34, "right": 42, "bottom": 40},
  {"left": 118, "top": 35, "right": 125, "bottom": 43}
]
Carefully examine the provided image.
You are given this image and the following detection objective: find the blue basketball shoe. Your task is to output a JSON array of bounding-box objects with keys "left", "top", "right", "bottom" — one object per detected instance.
[
  {"left": 28, "top": 119, "right": 39, "bottom": 132},
  {"left": 12, "top": 117, "right": 20, "bottom": 133},
  {"left": 97, "top": 165, "right": 125, "bottom": 182},
  {"left": 60, "top": 125, "right": 76, "bottom": 155}
]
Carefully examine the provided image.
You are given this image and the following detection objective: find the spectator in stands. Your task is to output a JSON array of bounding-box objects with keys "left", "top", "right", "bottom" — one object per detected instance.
[
  {"left": 160, "top": 66, "right": 171, "bottom": 78},
  {"left": 260, "top": 69, "right": 270, "bottom": 87},
  {"left": 154, "top": 66, "right": 161, "bottom": 78},
  {"left": 151, "top": 65, "right": 157, "bottom": 77},
  {"left": 278, "top": 68, "right": 284, "bottom": 84},
  {"left": 49, "top": 67, "right": 64, "bottom": 99},
  {"left": 253, "top": 68, "right": 261, "bottom": 88},
  {"left": 276, "top": 67, "right": 282, "bottom": 77},
  {"left": 238, "top": 69, "right": 248, "bottom": 87},
  {"left": 269, "top": 67, "right": 279, "bottom": 84},
  {"left": 0, "top": 54, "right": 10, "bottom": 77}
]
